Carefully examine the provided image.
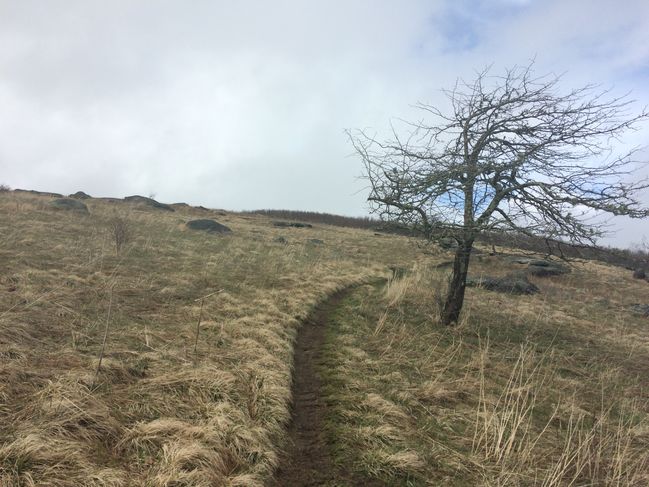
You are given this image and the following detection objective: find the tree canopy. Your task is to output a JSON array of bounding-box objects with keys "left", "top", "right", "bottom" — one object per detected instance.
[{"left": 349, "top": 64, "right": 649, "bottom": 325}]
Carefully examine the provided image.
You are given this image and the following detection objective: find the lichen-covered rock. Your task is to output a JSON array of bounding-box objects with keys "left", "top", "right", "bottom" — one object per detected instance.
[
  {"left": 629, "top": 304, "right": 649, "bottom": 317},
  {"left": 186, "top": 219, "right": 232, "bottom": 234},
  {"left": 527, "top": 261, "right": 570, "bottom": 277},
  {"left": 124, "top": 195, "right": 174, "bottom": 212},
  {"left": 69, "top": 191, "right": 91, "bottom": 199},
  {"left": 15, "top": 189, "right": 63, "bottom": 197},
  {"left": 467, "top": 274, "right": 539, "bottom": 295},
  {"left": 273, "top": 221, "right": 313, "bottom": 228},
  {"left": 506, "top": 255, "right": 570, "bottom": 277},
  {"left": 49, "top": 198, "right": 89, "bottom": 213}
]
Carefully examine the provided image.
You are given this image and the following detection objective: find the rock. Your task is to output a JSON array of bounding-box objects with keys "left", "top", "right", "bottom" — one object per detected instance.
[
  {"left": 527, "top": 261, "right": 570, "bottom": 277},
  {"left": 14, "top": 189, "right": 63, "bottom": 198},
  {"left": 629, "top": 304, "right": 649, "bottom": 317},
  {"left": 274, "top": 236, "right": 288, "bottom": 244},
  {"left": 507, "top": 255, "right": 570, "bottom": 277},
  {"left": 124, "top": 195, "right": 174, "bottom": 212},
  {"left": 272, "top": 221, "right": 313, "bottom": 228},
  {"left": 49, "top": 198, "right": 89, "bottom": 213},
  {"left": 185, "top": 219, "right": 231, "bottom": 234},
  {"left": 632, "top": 268, "right": 646, "bottom": 279},
  {"left": 467, "top": 274, "right": 539, "bottom": 295},
  {"left": 69, "top": 191, "right": 91, "bottom": 199},
  {"left": 307, "top": 238, "right": 324, "bottom": 245},
  {"left": 438, "top": 237, "right": 458, "bottom": 249}
]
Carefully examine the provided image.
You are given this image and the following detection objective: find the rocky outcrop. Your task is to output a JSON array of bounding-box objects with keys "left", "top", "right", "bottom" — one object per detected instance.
[
  {"left": 49, "top": 198, "right": 89, "bottom": 213},
  {"left": 185, "top": 219, "right": 232, "bottom": 234}
]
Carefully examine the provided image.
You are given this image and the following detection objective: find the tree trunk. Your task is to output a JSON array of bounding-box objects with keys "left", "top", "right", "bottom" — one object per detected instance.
[{"left": 441, "top": 239, "right": 473, "bottom": 326}]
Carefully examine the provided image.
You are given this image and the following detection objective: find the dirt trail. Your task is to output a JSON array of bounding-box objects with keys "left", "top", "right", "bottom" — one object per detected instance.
[
  {"left": 272, "top": 286, "right": 384, "bottom": 487},
  {"left": 272, "top": 288, "right": 346, "bottom": 486}
]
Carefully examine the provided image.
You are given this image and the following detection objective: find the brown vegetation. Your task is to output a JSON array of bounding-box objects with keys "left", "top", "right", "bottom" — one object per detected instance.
[
  {"left": 321, "top": 257, "right": 649, "bottom": 485},
  {"left": 1, "top": 190, "right": 648, "bottom": 486},
  {"left": 0, "top": 191, "right": 396, "bottom": 486}
]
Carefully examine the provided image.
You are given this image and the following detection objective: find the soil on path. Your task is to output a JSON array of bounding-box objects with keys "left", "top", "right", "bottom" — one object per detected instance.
[{"left": 272, "top": 286, "right": 385, "bottom": 487}]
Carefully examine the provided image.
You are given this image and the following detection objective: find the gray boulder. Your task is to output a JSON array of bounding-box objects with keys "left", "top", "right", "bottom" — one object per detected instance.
[
  {"left": 273, "top": 221, "right": 313, "bottom": 228},
  {"left": 527, "top": 260, "right": 570, "bottom": 277},
  {"left": 124, "top": 195, "right": 174, "bottom": 212},
  {"left": 629, "top": 304, "right": 649, "bottom": 317},
  {"left": 467, "top": 274, "right": 539, "bottom": 295},
  {"left": 15, "top": 189, "right": 63, "bottom": 198},
  {"left": 506, "top": 255, "right": 570, "bottom": 277},
  {"left": 69, "top": 191, "right": 91, "bottom": 199},
  {"left": 438, "top": 237, "right": 458, "bottom": 250},
  {"left": 186, "top": 219, "right": 231, "bottom": 234},
  {"left": 49, "top": 198, "right": 89, "bottom": 213}
]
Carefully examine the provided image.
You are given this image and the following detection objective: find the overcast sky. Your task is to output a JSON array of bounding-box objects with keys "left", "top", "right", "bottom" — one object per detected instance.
[{"left": 1, "top": 0, "right": 648, "bottom": 247}]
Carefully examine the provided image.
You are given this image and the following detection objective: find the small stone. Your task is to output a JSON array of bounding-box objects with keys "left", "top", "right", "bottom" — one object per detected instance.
[{"left": 629, "top": 304, "right": 649, "bottom": 317}]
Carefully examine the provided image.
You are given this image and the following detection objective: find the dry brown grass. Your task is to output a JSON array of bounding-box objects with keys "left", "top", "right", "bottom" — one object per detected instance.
[
  {"left": 320, "top": 254, "right": 649, "bottom": 485},
  {"left": 2, "top": 191, "right": 649, "bottom": 485},
  {"left": 0, "top": 191, "right": 409, "bottom": 486}
]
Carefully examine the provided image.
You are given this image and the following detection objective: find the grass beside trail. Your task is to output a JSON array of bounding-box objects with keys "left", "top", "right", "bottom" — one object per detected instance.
[
  {"left": 321, "top": 261, "right": 649, "bottom": 486},
  {"left": 1, "top": 191, "right": 649, "bottom": 485},
  {"left": 0, "top": 192, "right": 411, "bottom": 486}
]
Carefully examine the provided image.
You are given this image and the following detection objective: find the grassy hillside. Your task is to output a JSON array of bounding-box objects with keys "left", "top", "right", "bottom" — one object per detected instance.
[
  {"left": 0, "top": 191, "right": 648, "bottom": 486},
  {"left": 321, "top": 262, "right": 649, "bottom": 485}
]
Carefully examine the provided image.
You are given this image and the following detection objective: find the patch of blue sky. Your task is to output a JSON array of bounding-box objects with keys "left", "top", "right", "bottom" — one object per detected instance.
[
  {"left": 427, "top": 0, "right": 531, "bottom": 55},
  {"left": 620, "top": 62, "right": 649, "bottom": 90}
]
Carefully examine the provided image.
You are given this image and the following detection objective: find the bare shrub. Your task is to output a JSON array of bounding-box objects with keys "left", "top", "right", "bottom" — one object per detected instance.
[
  {"left": 110, "top": 216, "right": 132, "bottom": 253},
  {"left": 0, "top": 184, "right": 10, "bottom": 192}
]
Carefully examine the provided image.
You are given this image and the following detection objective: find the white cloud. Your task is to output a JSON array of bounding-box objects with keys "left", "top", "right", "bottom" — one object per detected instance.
[{"left": 0, "top": 0, "right": 648, "bottom": 246}]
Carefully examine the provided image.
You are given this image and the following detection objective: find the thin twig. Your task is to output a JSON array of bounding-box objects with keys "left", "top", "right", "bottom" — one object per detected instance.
[
  {"left": 193, "top": 297, "right": 205, "bottom": 358},
  {"left": 192, "top": 289, "right": 223, "bottom": 363},
  {"left": 91, "top": 287, "right": 113, "bottom": 389}
]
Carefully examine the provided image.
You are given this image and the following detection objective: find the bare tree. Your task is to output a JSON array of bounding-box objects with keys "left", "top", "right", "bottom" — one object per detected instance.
[{"left": 349, "top": 64, "right": 649, "bottom": 326}]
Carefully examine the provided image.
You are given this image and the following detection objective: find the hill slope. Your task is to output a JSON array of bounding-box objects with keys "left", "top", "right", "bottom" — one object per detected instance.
[{"left": 0, "top": 191, "right": 648, "bottom": 486}]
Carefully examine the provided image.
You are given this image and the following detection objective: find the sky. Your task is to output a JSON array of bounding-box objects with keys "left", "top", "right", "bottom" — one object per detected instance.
[{"left": 1, "top": 0, "right": 648, "bottom": 247}]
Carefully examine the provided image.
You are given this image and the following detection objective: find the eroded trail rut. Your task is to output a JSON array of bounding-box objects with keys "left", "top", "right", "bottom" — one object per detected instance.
[{"left": 271, "top": 287, "right": 355, "bottom": 487}]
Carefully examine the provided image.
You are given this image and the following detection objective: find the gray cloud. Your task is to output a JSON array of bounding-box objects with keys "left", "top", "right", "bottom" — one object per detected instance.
[{"left": 1, "top": 0, "right": 648, "bottom": 246}]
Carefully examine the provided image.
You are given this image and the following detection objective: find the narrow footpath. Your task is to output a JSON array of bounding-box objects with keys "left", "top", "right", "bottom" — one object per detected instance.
[
  {"left": 272, "top": 288, "right": 347, "bottom": 486},
  {"left": 272, "top": 286, "right": 385, "bottom": 486}
]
